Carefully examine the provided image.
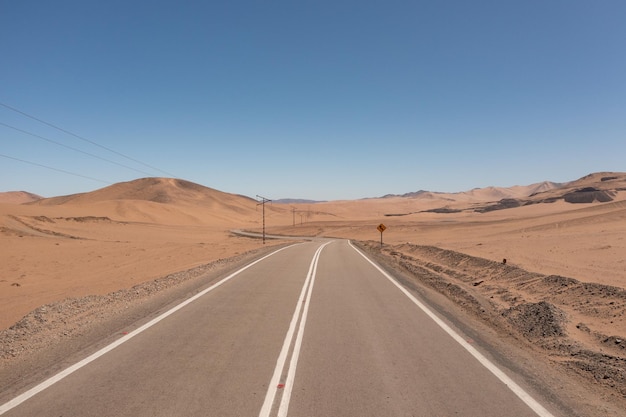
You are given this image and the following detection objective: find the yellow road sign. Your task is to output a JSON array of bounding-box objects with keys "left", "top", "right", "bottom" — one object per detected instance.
[{"left": 377, "top": 223, "right": 387, "bottom": 233}]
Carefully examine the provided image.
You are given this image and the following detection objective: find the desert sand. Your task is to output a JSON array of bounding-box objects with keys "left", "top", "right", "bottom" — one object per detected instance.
[
  {"left": 0, "top": 178, "right": 285, "bottom": 329},
  {"left": 1, "top": 173, "right": 625, "bottom": 409}
]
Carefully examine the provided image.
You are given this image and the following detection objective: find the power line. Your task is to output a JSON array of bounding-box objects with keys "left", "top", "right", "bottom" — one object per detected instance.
[
  {"left": 0, "top": 122, "right": 155, "bottom": 177},
  {"left": 0, "top": 153, "right": 112, "bottom": 185},
  {"left": 0, "top": 102, "right": 178, "bottom": 178}
]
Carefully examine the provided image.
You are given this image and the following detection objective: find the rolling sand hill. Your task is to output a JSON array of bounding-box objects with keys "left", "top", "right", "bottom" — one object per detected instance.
[
  {"left": 380, "top": 180, "right": 562, "bottom": 202},
  {"left": 28, "top": 177, "right": 269, "bottom": 226},
  {"left": 1, "top": 173, "right": 625, "bottom": 410},
  {"left": 0, "top": 178, "right": 292, "bottom": 329},
  {"left": 0, "top": 191, "right": 42, "bottom": 205}
]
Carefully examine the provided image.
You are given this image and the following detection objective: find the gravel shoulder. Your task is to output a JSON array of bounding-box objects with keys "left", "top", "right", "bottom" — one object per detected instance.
[
  {"left": 0, "top": 244, "right": 287, "bottom": 403},
  {"left": 354, "top": 240, "right": 626, "bottom": 416}
]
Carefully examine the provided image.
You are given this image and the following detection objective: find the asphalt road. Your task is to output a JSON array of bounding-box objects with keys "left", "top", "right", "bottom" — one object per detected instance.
[{"left": 1, "top": 240, "right": 560, "bottom": 416}]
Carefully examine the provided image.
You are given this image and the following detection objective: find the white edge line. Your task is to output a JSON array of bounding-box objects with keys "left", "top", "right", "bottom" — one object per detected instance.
[
  {"left": 277, "top": 241, "right": 330, "bottom": 417},
  {"left": 348, "top": 241, "right": 556, "bottom": 417},
  {"left": 0, "top": 244, "right": 298, "bottom": 416},
  {"left": 258, "top": 242, "right": 329, "bottom": 417}
]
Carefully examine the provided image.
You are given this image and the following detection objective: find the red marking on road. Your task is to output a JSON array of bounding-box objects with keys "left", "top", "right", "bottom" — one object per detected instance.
[{"left": 277, "top": 384, "right": 285, "bottom": 389}]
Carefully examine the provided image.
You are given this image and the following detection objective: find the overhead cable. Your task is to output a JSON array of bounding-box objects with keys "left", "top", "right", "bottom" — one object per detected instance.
[
  {"left": 0, "top": 153, "right": 112, "bottom": 185},
  {"left": 0, "top": 122, "right": 155, "bottom": 177},
  {"left": 0, "top": 102, "right": 178, "bottom": 178}
]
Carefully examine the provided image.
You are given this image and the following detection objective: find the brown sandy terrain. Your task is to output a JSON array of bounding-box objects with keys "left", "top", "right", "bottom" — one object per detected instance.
[
  {"left": 0, "top": 192, "right": 42, "bottom": 205},
  {"left": 1, "top": 173, "right": 625, "bottom": 411},
  {"left": 0, "top": 178, "right": 291, "bottom": 330}
]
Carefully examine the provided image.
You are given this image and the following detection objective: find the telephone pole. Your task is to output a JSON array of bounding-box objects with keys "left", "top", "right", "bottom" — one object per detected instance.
[{"left": 257, "top": 195, "right": 271, "bottom": 244}]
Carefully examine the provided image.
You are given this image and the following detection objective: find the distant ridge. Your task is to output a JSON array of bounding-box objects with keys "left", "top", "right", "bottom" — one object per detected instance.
[
  {"left": 381, "top": 190, "right": 431, "bottom": 199},
  {"left": 274, "top": 198, "right": 325, "bottom": 204},
  {"left": 0, "top": 191, "right": 43, "bottom": 204},
  {"left": 7, "top": 172, "right": 625, "bottom": 208},
  {"left": 526, "top": 181, "right": 563, "bottom": 195},
  {"left": 474, "top": 172, "right": 626, "bottom": 212},
  {"left": 528, "top": 172, "right": 626, "bottom": 203},
  {"left": 379, "top": 181, "right": 564, "bottom": 201},
  {"left": 29, "top": 178, "right": 256, "bottom": 206},
  {"left": 22, "top": 178, "right": 264, "bottom": 225}
]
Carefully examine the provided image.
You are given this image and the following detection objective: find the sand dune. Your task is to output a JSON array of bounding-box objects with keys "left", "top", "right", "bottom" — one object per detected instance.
[
  {"left": 0, "top": 191, "right": 42, "bottom": 205},
  {"left": 26, "top": 178, "right": 267, "bottom": 226},
  {"left": 31, "top": 178, "right": 251, "bottom": 207},
  {"left": 380, "top": 180, "right": 562, "bottom": 202},
  {"left": 0, "top": 178, "right": 285, "bottom": 328}
]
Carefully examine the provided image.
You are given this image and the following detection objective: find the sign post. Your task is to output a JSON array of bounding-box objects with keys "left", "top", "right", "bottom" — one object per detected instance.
[{"left": 377, "top": 223, "right": 387, "bottom": 247}]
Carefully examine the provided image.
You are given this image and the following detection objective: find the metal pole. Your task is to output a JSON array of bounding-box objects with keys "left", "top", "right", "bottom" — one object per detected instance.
[{"left": 256, "top": 195, "right": 271, "bottom": 244}]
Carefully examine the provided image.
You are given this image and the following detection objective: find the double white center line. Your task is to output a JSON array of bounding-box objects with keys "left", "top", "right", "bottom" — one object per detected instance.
[{"left": 258, "top": 241, "right": 331, "bottom": 417}]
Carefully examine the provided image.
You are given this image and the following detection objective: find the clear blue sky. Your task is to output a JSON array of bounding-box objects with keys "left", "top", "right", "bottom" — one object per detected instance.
[{"left": 1, "top": 1, "right": 625, "bottom": 200}]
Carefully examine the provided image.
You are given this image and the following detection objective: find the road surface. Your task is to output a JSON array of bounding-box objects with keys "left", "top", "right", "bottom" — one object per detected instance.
[{"left": 0, "top": 240, "right": 560, "bottom": 416}]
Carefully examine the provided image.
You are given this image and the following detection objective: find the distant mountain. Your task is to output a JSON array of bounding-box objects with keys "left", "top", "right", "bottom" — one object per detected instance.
[
  {"left": 274, "top": 198, "right": 326, "bottom": 204},
  {"left": 381, "top": 190, "right": 431, "bottom": 199},
  {"left": 0, "top": 191, "right": 43, "bottom": 204},
  {"left": 474, "top": 172, "right": 626, "bottom": 212},
  {"left": 527, "top": 172, "right": 626, "bottom": 204},
  {"left": 375, "top": 173, "right": 626, "bottom": 216},
  {"left": 23, "top": 178, "right": 268, "bottom": 225},
  {"left": 11, "top": 172, "right": 626, "bottom": 214},
  {"left": 525, "top": 181, "right": 563, "bottom": 196},
  {"left": 380, "top": 181, "right": 564, "bottom": 201},
  {"left": 30, "top": 178, "right": 255, "bottom": 206}
]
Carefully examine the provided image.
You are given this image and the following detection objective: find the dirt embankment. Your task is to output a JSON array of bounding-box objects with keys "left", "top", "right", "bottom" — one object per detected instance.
[{"left": 356, "top": 241, "right": 626, "bottom": 402}]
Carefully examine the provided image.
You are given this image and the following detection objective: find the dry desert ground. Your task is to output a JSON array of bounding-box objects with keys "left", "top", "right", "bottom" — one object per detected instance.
[{"left": 1, "top": 173, "right": 625, "bottom": 413}]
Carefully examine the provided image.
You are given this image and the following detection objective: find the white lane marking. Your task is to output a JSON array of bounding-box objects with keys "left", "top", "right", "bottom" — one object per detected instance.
[
  {"left": 277, "top": 241, "right": 328, "bottom": 417},
  {"left": 0, "top": 244, "right": 298, "bottom": 416},
  {"left": 348, "top": 241, "right": 556, "bottom": 417},
  {"left": 259, "top": 241, "right": 330, "bottom": 417}
]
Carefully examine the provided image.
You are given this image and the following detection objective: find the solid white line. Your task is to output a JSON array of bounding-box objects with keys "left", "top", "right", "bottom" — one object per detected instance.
[
  {"left": 0, "top": 244, "right": 297, "bottom": 416},
  {"left": 277, "top": 241, "right": 329, "bottom": 417},
  {"left": 258, "top": 241, "right": 330, "bottom": 417},
  {"left": 348, "top": 241, "right": 556, "bottom": 417}
]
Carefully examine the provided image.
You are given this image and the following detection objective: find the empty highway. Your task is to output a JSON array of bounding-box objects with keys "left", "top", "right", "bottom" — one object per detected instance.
[{"left": 1, "top": 240, "right": 560, "bottom": 416}]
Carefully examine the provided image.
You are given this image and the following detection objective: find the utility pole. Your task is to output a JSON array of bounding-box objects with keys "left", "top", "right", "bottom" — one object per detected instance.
[
  {"left": 292, "top": 206, "right": 296, "bottom": 227},
  {"left": 257, "top": 195, "right": 271, "bottom": 244}
]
